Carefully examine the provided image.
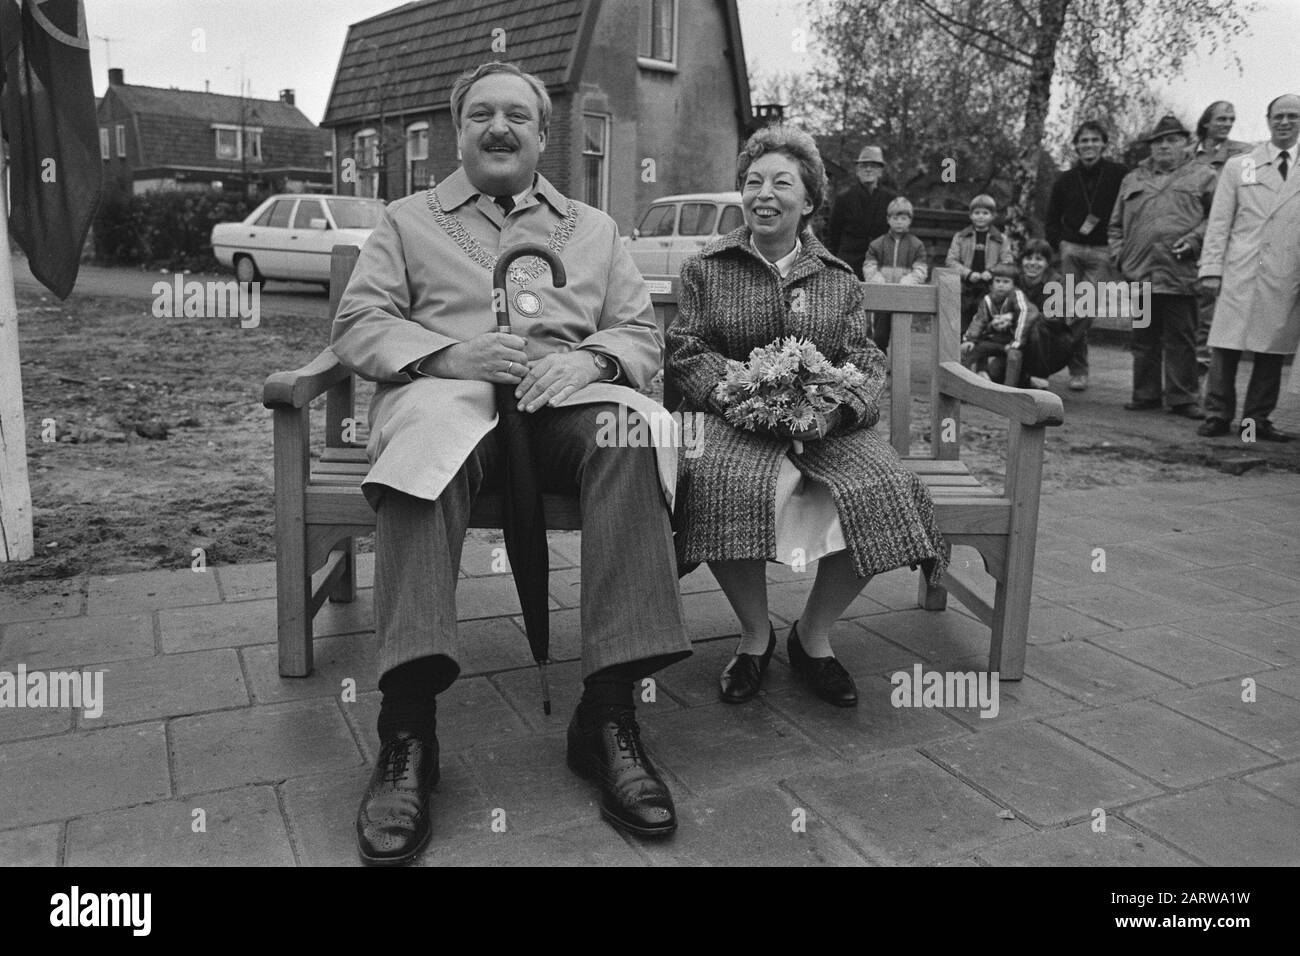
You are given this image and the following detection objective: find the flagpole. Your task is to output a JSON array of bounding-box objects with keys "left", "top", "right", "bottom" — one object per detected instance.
[{"left": 0, "top": 150, "right": 35, "bottom": 562}]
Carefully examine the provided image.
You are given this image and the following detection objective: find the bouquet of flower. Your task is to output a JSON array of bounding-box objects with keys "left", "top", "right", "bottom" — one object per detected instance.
[{"left": 713, "top": 336, "right": 867, "bottom": 453}]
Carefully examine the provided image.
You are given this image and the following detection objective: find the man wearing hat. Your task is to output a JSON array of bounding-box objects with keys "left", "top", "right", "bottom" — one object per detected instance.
[
  {"left": 827, "top": 145, "right": 897, "bottom": 279},
  {"left": 1107, "top": 115, "right": 1218, "bottom": 418}
]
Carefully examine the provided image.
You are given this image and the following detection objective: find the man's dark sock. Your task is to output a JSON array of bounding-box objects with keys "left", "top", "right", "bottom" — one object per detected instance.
[
  {"left": 575, "top": 664, "right": 637, "bottom": 723},
  {"left": 376, "top": 656, "right": 450, "bottom": 743}
]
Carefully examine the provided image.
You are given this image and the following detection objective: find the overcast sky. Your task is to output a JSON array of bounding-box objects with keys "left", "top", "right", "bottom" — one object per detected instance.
[{"left": 86, "top": 0, "right": 1297, "bottom": 141}]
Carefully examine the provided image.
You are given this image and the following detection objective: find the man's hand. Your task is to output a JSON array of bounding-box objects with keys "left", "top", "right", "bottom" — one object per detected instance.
[
  {"left": 1199, "top": 276, "right": 1221, "bottom": 297},
  {"left": 960, "top": 340, "right": 975, "bottom": 355},
  {"left": 515, "top": 350, "right": 602, "bottom": 412},
  {"left": 423, "top": 332, "right": 530, "bottom": 384}
]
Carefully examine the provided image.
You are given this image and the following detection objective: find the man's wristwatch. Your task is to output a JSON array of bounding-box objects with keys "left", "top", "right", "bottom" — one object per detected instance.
[{"left": 586, "top": 350, "right": 618, "bottom": 382}]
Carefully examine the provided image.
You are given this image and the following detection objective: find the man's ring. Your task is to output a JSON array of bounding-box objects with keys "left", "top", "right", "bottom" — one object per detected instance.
[{"left": 505, "top": 361, "right": 513, "bottom": 374}]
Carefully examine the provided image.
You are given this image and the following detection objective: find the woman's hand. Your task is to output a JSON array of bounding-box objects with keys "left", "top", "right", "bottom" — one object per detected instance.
[{"left": 769, "top": 407, "right": 841, "bottom": 443}]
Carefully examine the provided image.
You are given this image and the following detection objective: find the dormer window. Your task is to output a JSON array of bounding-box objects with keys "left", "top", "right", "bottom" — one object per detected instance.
[{"left": 213, "top": 124, "right": 263, "bottom": 161}]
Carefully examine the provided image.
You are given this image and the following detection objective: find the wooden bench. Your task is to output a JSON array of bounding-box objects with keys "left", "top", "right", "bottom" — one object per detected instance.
[{"left": 263, "top": 246, "right": 1063, "bottom": 680}]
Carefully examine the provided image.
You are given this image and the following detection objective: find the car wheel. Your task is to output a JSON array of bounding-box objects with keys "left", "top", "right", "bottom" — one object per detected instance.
[{"left": 234, "top": 255, "right": 262, "bottom": 285}]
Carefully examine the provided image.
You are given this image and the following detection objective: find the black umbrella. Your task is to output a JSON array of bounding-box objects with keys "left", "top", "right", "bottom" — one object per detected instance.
[{"left": 493, "top": 243, "right": 567, "bottom": 714}]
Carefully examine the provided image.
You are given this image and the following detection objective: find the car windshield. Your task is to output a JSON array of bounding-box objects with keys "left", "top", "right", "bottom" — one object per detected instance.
[{"left": 327, "top": 199, "right": 385, "bottom": 229}]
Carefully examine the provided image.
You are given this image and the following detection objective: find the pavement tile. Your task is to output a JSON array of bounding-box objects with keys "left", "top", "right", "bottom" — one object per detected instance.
[
  {"left": 1087, "top": 543, "right": 1203, "bottom": 577},
  {"left": 1242, "top": 763, "right": 1300, "bottom": 807},
  {"left": 312, "top": 588, "right": 378, "bottom": 636},
  {"left": 1176, "top": 613, "right": 1300, "bottom": 667},
  {"left": 636, "top": 784, "right": 869, "bottom": 866},
  {"left": 1159, "top": 680, "right": 1300, "bottom": 759},
  {"left": 1032, "top": 549, "right": 1103, "bottom": 588},
  {"left": 1165, "top": 526, "right": 1297, "bottom": 563},
  {"left": 680, "top": 588, "right": 744, "bottom": 643},
  {"left": 1217, "top": 493, "right": 1300, "bottom": 527},
  {"left": 636, "top": 702, "right": 836, "bottom": 795},
  {"left": 466, "top": 616, "right": 560, "bottom": 674},
  {"left": 765, "top": 673, "right": 967, "bottom": 759},
  {"left": 974, "top": 819, "right": 1195, "bottom": 866},
  {"left": 923, "top": 722, "right": 1161, "bottom": 827},
  {"left": 680, "top": 564, "right": 722, "bottom": 594},
  {"left": 65, "top": 786, "right": 295, "bottom": 866},
  {"left": 653, "top": 637, "right": 773, "bottom": 708},
  {"left": 766, "top": 581, "right": 891, "bottom": 623},
  {"left": 1187, "top": 565, "right": 1300, "bottom": 607},
  {"left": 856, "top": 608, "right": 998, "bottom": 668},
  {"left": 785, "top": 753, "right": 1032, "bottom": 865},
  {"left": 1057, "top": 584, "right": 1197, "bottom": 629},
  {"left": 1045, "top": 700, "right": 1273, "bottom": 788},
  {"left": 1261, "top": 602, "right": 1300, "bottom": 630},
  {"left": 492, "top": 660, "right": 682, "bottom": 735},
  {"left": 0, "top": 823, "right": 62, "bottom": 867},
  {"left": 280, "top": 757, "right": 488, "bottom": 866},
  {"left": 857, "top": 568, "right": 927, "bottom": 611},
  {"left": 170, "top": 698, "right": 363, "bottom": 795},
  {"left": 767, "top": 561, "right": 818, "bottom": 584},
  {"left": 0, "top": 703, "right": 73, "bottom": 743},
  {"left": 548, "top": 532, "right": 582, "bottom": 568},
  {"left": 456, "top": 574, "right": 561, "bottom": 621},
  {"left": 458, "top": 734, "right": 600, "bottom": 834},
  {"left": 345, "top": 678, "right": 531, "bottom": 761},
  {"left": 459, "top": 533, "right": 507, "bottom": 576},
  {"left": 87, "top": 568, "right": 220, "bottom": 615},
  {"left": 1025, "top": 642, "right": 1183, "bottom": 706},
  {"left": 1025, "top": 599, "right": 1118, "bottom": 645},
  {"left": 0, "top": 613, "right": 154, "bottom": 669},
  {"left": 0, "top": 587, "right": 83, "bottom": 625},
  {"left": 91, "top": 649, "right": 248, "bottom": 726},
  {"left": 0, "top": 724, "right": 170, "bottom": 828},
  {"left": 354, "top": 551, "right": 375, "bottom": 589},
  {"left": 241, "top": 633, "right": 377, "bottom": 704},
  {"left": 773, "top": 618, "right": 919, "bottom": 678},
  {"left": 159, "top": 600, "right": 275, "bottom": 652},
  {"left": 548, "top": 567, "right": 581, "bottom": 608},
  {"left": 421, "top": 819, "right": 646, "bottom": 867},
  {"left": 1256, "top": 664, "right": 1300, "bottom": 700},
  {"left": 1088, "top": 625, "right": 1267, "bottom": 684},
  {"left": 1124, "top": 780, "right": 1300, "bottom": 866},
  {"left": 940, "top": 673, "right": 1085, "bottom": 730},
  {"left": 213, "top": 561, "right": 276, "bottom": 603},
  {"left": 1119, "top": 571, "right": 1266, "bottom": 614},
  {"left": 1136, "top": 531, "right": 1267, "bottom": 569}
]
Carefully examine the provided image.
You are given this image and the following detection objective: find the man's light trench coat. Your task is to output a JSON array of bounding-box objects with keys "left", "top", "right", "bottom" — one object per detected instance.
[{"left": 330, "top": 168, "right": 678, "bottom": 511}]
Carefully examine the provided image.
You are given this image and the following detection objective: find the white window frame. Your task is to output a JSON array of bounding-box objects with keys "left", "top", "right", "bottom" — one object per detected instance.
[
  {"left": 354, "top": 128, "right": 380, "bottom": 198},
  {"left": 115, "top": 123, "right": 126, "bottom": 157},
  {"left": 581, "top": 113, "right": 610, "bottom": 211},
  {"left": 244, "top": 128, "right": 262, "bottom": 161},
  {"left": 406, "top": 121, "right": 429, "bottom": 194},
  {"left": 100, "top": 127, "right": 110, "bottom": 160},
  {"left": 212, "top": 123, "right": 264, "bottom": 162},
  {"left": 637, "top": 0, "right": 678, "bottom": 71}
]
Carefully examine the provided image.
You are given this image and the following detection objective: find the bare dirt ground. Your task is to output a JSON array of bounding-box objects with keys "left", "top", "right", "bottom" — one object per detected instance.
[{"left": 4, "top": 284, "right": 1296, "bottom": 596}]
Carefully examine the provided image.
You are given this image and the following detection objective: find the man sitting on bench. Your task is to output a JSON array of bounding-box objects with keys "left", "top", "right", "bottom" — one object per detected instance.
[{"left": 330, "top": 61, "right": 692, "bottom": 865}]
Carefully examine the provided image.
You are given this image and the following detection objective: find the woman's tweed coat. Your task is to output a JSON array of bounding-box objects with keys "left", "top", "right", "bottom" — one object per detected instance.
[{"left": 666, "top": 227, "right": 947, "bottom": 585}]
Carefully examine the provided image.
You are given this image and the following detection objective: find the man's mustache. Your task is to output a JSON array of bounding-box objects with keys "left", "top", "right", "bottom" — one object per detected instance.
[{"left": 481, "top": 136, "right": 518, "bottom": 151}]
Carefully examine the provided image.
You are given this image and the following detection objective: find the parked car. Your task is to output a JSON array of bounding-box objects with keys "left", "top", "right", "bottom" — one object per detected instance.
[
  {"left": 623, "top": 192, "right": 743, "bottom": 277},
  {"left": 211, "top": 194, "right": 386, "bottom": 284}
]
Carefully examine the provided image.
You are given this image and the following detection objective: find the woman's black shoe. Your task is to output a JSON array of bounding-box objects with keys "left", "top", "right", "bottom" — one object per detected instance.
[
  {"left": 718, "top": 624, "right": 776, "bottom": 703},
  {"left": 787, "top": 621, "right": 858, "bottom": 707}
]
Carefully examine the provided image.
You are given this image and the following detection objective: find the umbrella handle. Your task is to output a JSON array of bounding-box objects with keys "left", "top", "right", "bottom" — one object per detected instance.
[{"left": 492, "top": 243, "right": 568, "bottom": 333}]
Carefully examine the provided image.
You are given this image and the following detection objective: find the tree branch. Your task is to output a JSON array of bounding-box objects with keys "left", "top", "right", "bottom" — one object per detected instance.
[{"left": 914, "top": 0, "right": 1035, "bottom": 66}]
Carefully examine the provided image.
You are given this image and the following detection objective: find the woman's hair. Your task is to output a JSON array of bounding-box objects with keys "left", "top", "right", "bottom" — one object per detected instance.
[
  {"left": 1195, "top": 100, "right": 1234, "bottom": 142},
  {"left": 1019, "top": 238, "right": 1054, "bottom": 263},
  {"left": 449, "top": 61, "right": 552, "bottom": 136},
  {"left": 887, "top": 196, "right": 914, "bottom": 216},
  {"left": 735, "top": 125, "right": 828, "bottom": 227}
]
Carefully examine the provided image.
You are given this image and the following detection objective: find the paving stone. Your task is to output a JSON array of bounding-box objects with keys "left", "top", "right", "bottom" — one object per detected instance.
[
  {"left": 159, "top": 600, "right": 276, "bottom": 652},
  {"left": 857, "top": 608, "right": 998, "bottom": 668},
  {"left": 1242, "top": 762, "right": 1300, "bottom": 807},
  {"left": 1052, "top": 514, "right": 1167, "bottom": 545},
  {"left": 635, "top": 784, "right": 869, "bottom": 866},
  {"left": 1158, "top": 525, "right": 1297, "bottom": 564},
  {"left": 680, "top": 588, "right": 744, "bottom": 643},
  {"left": 974, "top": 819, "right": 1195, "bottom": 866},
  {"left": 1176, "top": 613, "right": 1300, "bottom": 667},
  {"left": 858, "top": 567, "right": 928, "bottom": 611},
  {"left": 0, "top": 613, "right": 154, "bottom": 669},
  {"left": 1262, "top": 602, "right": 1300, "bottom": 630},
  {"left": 785, "top": 752, "right": 1032, "bottom": 865},
  {"left": 492, "top": 659, "right": 681, "bottom": 735},
  {"left": 1218, "top": 493, "right": 1300, "bottom": 527},
  {"left": 420, "top": 819, "right": 645, "bottom": 867},
  {"left": 0, "top": 724, "right": 170, "bottom": 828},
  {"left": 346, "top": 677, "right": 531, "bottom": 761},
  {"left": 1057, "top": 583, "right": 1196, "bottom": 629},
  {"left": 1046, "top": 700, "right": 1273, "bottom": 788},
  {"left": 653, "top": 636, "right": 774, "bottom": 708},
  {"left": 1137, "top": 531, "right": 1266, "bottom": 569},
  {"left": 0, "top": 823, "right": 61, "bottom": 867},
  {"left": 548, "top": 532, "right": 582, "bottom": 568},
  {"left": 353, "top": 551, "right": 375, "bottom": 589},
  {"left": 241, "top": 633, "right": 377, "bottom": 704},
  {"left": 1025, "top": 642, "right": 1182, "bottom": 706},
  {"left": 459, "top": 532, "right": 507, "bottom": 576},
  {"left": 0, "top": 702, "right": 73, "bottom": 743},
  {"left": 170, "top": 698, "right": 362, "bottom": 795},
  {"left": 313, "top": 588, "right": 378, "bottom": 636},
  {"left": 0, "top": 588, "right": 83, "bottom": 625},
  {"left": 213, "top": 561, "right": 277, "bottom": 603},
  {"left": 1088, "top": 625, "right": 1267, "bottom": 685},
  {"left": 1025, "top": 599, "right": 1117, "bottom": 645},
  {"left": 636, "top": 702, "right": 835, "bottom": 795},
  {"left": 280, "top": 758, "right": 488, "bottom": 866},
  {"left": 465, "top": 617, "right": 557, "bottom": 675},
  {"left": 65, "top": 786, "right": 294, "bottom": 866},
  {"left": 771, "top": 618, "right": 919, "bottom": 679},
  {"left": 766, "top": 580, "right": 890, "bottom": 623},
  {"left": 923, "top": 722, "right": 1161, "bottom": 827},
  {"left": 1159, "top": 680, "right": 1300, "bottom": 760},
  {"left": 767, "top": 560, "right": 818, "bottom": 584},
  {"left": 87, "top": 568, "right": 220, "bottom": 615},
  {"left": 91, "top": 649, "right": 247, "bottom": 726},
  {"left": 1119, "top": 571, "right": 1265, "bottom": 615},
  {"left": 679, "top": 564, "right": 722, "bottom": 594},
  {"left": 454, "top": 574, "right": 558, "bottom": 620},
  {"left": 1256, "top": 664, "right": 1300, "bottom": 701},
  {"left": 1124, "top": 780, "right": 1300, "bottom": 866},
  {"left": 940, "top": 673, "right": 1085, "bottom": 730},
  {"left": 765, "top": 673, "right": 967, "bottom": 759},
  {"left": 548, "top": 567, "right": 581, "bottom": 608},
  {"left": 1187, "top": 565, "right": 1300, "bottom": 607},
  {"left": 1032, "top": 549, "right": 1104, "bottom": 588},
  {"left": 458, "top": 734, "right": 600, "bottom": 834}
]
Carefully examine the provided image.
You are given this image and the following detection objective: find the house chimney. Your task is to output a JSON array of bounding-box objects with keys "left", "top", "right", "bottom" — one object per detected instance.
[
  {"left": 108, "top": 67, "right": 124, "bottom": 86},
  {"left": 279, "top": 89, "right": 295, "bottom": 106}
]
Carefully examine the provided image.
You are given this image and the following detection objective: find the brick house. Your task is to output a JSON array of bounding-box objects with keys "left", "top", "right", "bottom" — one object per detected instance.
[
  {"left": 321, "top": 0, "right": 754, "bottom": 233},
  {"left": 96, "top": 68, "right": 332, "bottom": 197}
]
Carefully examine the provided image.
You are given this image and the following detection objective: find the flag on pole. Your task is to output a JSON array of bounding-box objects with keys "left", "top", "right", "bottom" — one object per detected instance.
[{"left": 0, "top": 0, "right": 102, "bottom": 299}]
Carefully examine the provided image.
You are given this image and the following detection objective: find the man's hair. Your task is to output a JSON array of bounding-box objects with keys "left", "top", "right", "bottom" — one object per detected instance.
[
  {"left": 969, "top": 194, "right": 997, "bottom": 212},
  {"left": 990, "top": 262, "right": 1019, "bottom": 280},
  {"left": 1266, "top": 93, "right": 1300, "bottom": 117},
  {"left": 887, "top": 196, "right": 913, "bottom": 216},
  {"left": 449, "top": 61, "right": 552, "bottom": 135},
  {"left": 1020, "top": 238, "right": 1054, "bottom": 263},
  {"left": 1195, "top": 101, "right": 1234, "bottom": 142},
  {"left": 735, "top": 125, "right": 828, "bottom": 226},
  {"left": 1072, "top": 120, "right": 1110, "bottom": 145}
]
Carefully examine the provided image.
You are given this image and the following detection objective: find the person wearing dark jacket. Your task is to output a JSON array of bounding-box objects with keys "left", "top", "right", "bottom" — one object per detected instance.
[
  {"left": 1015, "top": 238, "right": 1073, "bottom": 386},
  {"left": 1045, "top": 121, "right": 1128, "bottom": 390},
  {"left": 826, "top": 145, "right": 896, "bottom": 278}
]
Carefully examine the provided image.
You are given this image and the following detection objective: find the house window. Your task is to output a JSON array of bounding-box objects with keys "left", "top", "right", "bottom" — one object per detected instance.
[
  {"left": 115, "top": 124, "right": 126, "bottom": 157},
  {"left": 100, "top": 127, "right": 110, "bottom": 160},
  {"left": 213, "top": 125, "right": 263, "bottom": 162},
  {"left": 354, "top": 128, "right": 380, "bottom": 198},
  {"left": 244, "top": 129, "right": 262, "bottom": 161},
  {"left": 406, "top": 121, "right": 430, "bottom": 195},
  {"left": 581, "top": 114, "right": 609, "bottom": 211},
  {"left": 215, "top": 127, "right": 239, "bottom": 160},
  {"left": 638, "top": 0, "right": 676, "bottom": 65}
]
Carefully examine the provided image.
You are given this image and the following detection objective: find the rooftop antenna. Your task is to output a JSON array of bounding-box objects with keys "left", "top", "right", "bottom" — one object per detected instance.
[{"left": 92, "top": 34, "right": 118, "bottom": 70}]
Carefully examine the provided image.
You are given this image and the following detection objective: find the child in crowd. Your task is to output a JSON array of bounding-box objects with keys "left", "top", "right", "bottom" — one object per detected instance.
[
  {"left": 946, "top": 194, "right": 1014, "bottom": 332},
  {"left": 862, "top": 196, "right": 929, "bottom": 351},
  {"left": 960, "top": 262, "right": 1039, "bottom": 384}
]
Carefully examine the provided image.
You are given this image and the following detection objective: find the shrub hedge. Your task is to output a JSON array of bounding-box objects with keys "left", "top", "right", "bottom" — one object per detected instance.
[{"left": 93, "top": 191, "right": 257, "bottom": 271}]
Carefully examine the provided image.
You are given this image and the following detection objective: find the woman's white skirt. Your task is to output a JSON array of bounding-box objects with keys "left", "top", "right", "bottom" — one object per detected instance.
[{"left": 773, "top": 453, "right": 846, "bottom": 566}]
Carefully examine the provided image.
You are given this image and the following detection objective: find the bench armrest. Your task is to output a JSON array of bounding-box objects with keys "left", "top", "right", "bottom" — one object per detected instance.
[
  {"left": 937, "top": 361, "right": 1064, "bottom": 427},
  {"left": 263, "top": 348, "right": 350, "bottom": 409}
]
